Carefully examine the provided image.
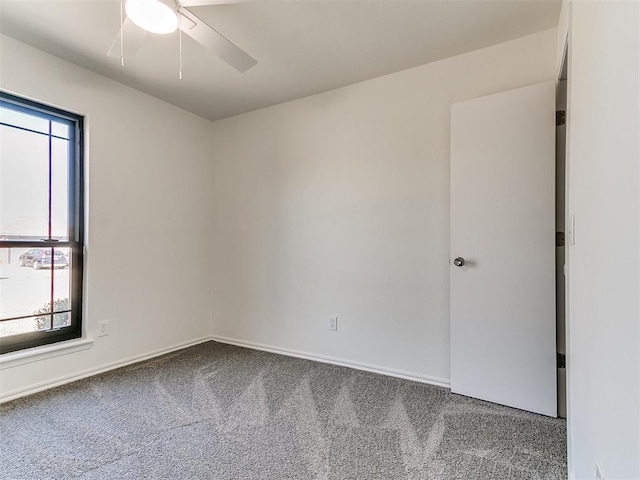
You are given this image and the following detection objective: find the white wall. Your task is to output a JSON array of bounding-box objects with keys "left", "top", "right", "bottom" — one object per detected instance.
[
  {"left": 565, "top": 1, "right": 640, "bottom": 478},
  {"left": 0, "top": 27, "right": 559, "bottom": 399},
  {"left": 0, "top": 35, "right": 214, "bottom": 400},
  {"left": 208, "top": 29, "right": 558, "bottom": 384}
]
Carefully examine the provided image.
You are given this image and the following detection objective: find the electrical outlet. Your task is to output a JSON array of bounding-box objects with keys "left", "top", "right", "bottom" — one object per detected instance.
[
  {"left": 328, "top": 316, "right": 338, "bottom": 331},
  {"left": 596, "top": 462, "right": 605, "bottom": 480},
  {"left": 97, "top": 320, "right": 109, "bottom": 337}
]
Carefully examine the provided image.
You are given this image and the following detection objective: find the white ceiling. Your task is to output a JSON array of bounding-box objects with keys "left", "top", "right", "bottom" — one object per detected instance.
[{"left": 0, "top": 0, "right": 561, "bottom": 121}]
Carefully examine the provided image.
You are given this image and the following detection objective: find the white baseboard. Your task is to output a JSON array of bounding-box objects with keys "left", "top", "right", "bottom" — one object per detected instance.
[
  {"left": 210, "top": 335, "right": 451, "bottom": 389},
  {"left": 1, "top": 335, "right": 451, "bottom": 403},
  {"left": 0, "top": 336, "right": 212, "bottom": 403}
]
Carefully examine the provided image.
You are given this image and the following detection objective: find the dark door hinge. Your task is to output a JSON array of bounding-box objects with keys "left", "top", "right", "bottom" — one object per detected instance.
[
  {"left": 557, "top": 353, "right": 566, "bottom": 369},
  {"left": 556, "top": 232, "right": 565, "bottom": 247},
  {"left": 556, "top": 110, "right": 566, "bottom": 126}
]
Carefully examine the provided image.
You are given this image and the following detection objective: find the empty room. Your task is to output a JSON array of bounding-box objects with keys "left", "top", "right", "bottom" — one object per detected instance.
[{"left": 0, "top": 0, "right": 638, "bottom": 479}]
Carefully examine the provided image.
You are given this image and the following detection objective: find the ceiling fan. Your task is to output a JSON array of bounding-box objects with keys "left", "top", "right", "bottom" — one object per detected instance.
[{"left": 107, "top": 0, "right": 256, "bottom": 73}]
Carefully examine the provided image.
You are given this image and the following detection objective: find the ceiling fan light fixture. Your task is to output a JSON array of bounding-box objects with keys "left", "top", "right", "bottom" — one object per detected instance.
[{"left": 125, "top": 0, "right": 179, "bottom": 35}]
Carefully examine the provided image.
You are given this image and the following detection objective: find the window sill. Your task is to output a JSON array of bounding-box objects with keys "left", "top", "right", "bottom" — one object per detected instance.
[{"left": 0, "top": 338, "right": 94, "bottom": 370}]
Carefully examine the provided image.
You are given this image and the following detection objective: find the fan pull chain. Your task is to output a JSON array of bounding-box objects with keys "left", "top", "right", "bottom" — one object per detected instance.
[
  {"left": 120, "top": 0, "right": 124, "bottom": 67},
  {"left": 179, "top": 28, "right": 183, "bottom": 80}
]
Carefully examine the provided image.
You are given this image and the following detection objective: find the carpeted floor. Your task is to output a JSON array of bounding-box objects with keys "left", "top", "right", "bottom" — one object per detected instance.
[{"left": 0, "top": 341, "right": 567, "bottom": 479}]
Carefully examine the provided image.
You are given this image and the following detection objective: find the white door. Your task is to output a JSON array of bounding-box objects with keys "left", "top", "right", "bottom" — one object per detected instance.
[{"left": 450, "top": 81, "right": 557, "bottom": 417}]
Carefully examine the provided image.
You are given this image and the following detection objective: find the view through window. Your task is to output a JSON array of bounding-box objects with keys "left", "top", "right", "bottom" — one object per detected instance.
[{"left": 0, "top": 92, "right": 84, "bottom": 354}]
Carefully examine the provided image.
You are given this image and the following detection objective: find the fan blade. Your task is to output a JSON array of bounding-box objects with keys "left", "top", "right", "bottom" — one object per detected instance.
[
  {"left": 178, "top": 7, "right": 257, "bottom": 73},
  {"left": 179, "top": 0, "right": 250, "bottom": 6},
  {"left": 107, "top": 17, "right": 148, "bottom": 59}
]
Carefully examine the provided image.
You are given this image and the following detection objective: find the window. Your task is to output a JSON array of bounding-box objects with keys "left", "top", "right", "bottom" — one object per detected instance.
[{"left": 0, "top": 92, "right": 84, "bottom": 354}]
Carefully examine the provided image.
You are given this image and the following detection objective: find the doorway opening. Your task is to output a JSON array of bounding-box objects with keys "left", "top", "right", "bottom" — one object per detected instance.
[{"left": 556, "top": 45, "right": 568, "bottom": 418}]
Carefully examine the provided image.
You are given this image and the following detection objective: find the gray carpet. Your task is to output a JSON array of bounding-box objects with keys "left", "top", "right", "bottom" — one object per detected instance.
[{"left": 0, "top": 341, "right": 567, "bottom": 479}]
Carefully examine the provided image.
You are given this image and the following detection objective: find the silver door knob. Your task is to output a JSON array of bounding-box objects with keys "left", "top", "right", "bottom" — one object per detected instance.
[{"left": 453, "top": 257, "right": 465, "bottom": 267}]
